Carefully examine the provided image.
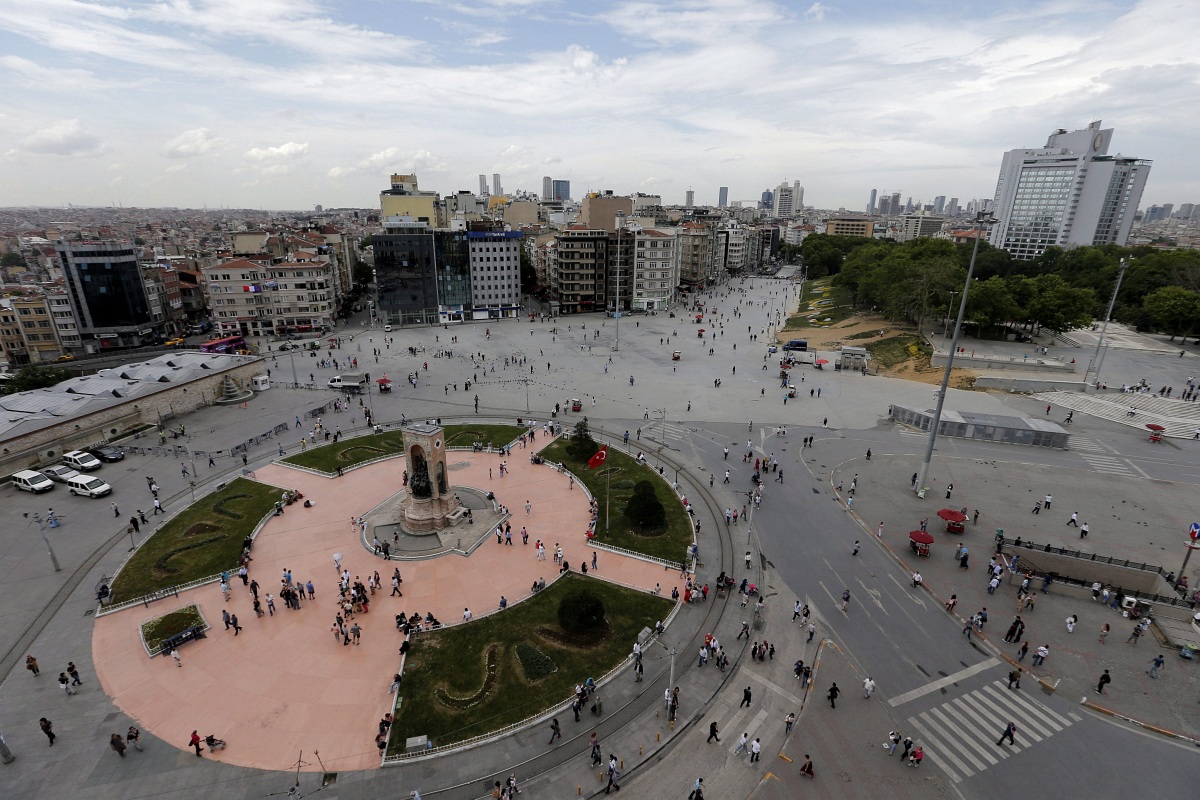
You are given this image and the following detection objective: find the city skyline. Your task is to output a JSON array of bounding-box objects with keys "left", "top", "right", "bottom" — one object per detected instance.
[{"left": 1, "top": 1, "right": 1197, "bottom": 210}]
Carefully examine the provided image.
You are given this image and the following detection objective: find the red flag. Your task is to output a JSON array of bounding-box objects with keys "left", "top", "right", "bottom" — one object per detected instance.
[{"left": 587, "top": 445, "right": 608, "bottom": 469}]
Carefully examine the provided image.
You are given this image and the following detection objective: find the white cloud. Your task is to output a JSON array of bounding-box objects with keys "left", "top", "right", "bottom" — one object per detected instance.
[
  {"left": 8, "top": 119, "right": 103, "bottom": 156},
  {"left": 805, "top": 3, "right": 831, "bottom": 22},
  {"left": 162, "top": 128, "right": 227, "bottom": 158},
  {"left": 327, "top": 148, "right": 447, "bottom": 179},
  {"left": 245, "top": 142, "right": 309, "bottom": 161}
]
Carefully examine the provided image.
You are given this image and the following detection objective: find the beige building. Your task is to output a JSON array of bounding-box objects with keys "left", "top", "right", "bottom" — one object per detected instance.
[
  {"left": 631, "top": 228, "right": 679, "bottom": 311},
  {"left": 203, "top": 256, "right": 336, "bottom": 337},
  {"left": 0, "top": 291, "right": 64, "bottom": 364},
  {"left": 826, "top": 217, "right": 875, "bottom": 238},
  {"left": 379, "top": 173, "right": 439, "bottom": 224},
  {"left": 678, "top": 222, "right": 716, "bottom": 288},
  {"left": 581, "top": 193, "right": 634, "bottom": 233}
]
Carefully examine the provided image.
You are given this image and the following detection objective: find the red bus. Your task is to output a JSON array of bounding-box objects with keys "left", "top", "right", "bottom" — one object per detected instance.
[{"left": 199, "top": 335, "right": 247, "bottom": 354}]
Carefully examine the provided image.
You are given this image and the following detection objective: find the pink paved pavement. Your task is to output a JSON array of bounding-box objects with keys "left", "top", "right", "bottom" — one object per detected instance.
[{"left": 92, "top": 440, "right": 683, "bottom": 771}]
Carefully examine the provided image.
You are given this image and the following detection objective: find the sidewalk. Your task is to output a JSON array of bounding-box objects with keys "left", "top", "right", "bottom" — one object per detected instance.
[{"left": 829, "top": 450, "right": 1200, "bottom": 742}]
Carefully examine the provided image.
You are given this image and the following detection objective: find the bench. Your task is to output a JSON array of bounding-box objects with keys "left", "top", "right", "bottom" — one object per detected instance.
[{"left": 160, "top": 626, "right": 207, "bottom": 653}]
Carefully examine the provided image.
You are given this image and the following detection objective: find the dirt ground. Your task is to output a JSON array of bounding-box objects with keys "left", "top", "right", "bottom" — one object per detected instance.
[{"left": 777, "top": 314, "right": 978, "bottom": 387}]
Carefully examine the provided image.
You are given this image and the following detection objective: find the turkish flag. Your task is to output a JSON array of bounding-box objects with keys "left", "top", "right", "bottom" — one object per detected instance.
[{"left": 587, "top": 445, "right": 608, "bottom": 469}]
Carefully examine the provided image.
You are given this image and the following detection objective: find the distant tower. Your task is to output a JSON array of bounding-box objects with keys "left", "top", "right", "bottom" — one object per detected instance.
[
  {"left": 479, "top": 174, "right": 488, "bottom": 196},
  {"left": 718, "top": 186, "right": 729, "bottom": 207},
  {"left": 542, "top": 176, "right": 553, "bottom": 201},
  {"left": 492, "top": 173, "right": 502, "bottom": 196},
  {"left": 685, "top": 190, "right": 695, "bottom": 208},
  {"left": 868, "top": 189, "right": 877, "bottom": 214}
]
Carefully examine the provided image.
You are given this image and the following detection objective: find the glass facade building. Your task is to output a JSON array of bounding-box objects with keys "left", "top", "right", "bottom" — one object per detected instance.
[{"left": 57, "top": 240, "right": 157, "bottom": 349}]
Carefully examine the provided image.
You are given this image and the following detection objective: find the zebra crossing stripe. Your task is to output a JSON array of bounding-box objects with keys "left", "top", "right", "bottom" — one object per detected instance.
[
  {"left": 905, "top": 717, "right": 975, "bottom": 782},
  {"left": 979, "top": 685, "right": 1060, "bottom": 738},
  {"left": 948, "top": 697, "right": 1026, "bottom": 754},
  {"left": 926, "top": 707, "right": 998, "bottom": 768}
]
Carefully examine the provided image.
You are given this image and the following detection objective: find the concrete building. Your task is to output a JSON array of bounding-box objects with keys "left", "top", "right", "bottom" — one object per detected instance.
[
  {"left": 542, "top": 176, "right": 553, "bottom": 202},
  {"left": 492, "top": 174, "right": 502, "bottom": 197},
  {"left": 678, "top": 222, "right": 717, "bottom": 289},
  {"left": 867, "top": 189, "right": 877, "bottom": 215},
  {"left": 373, "top": 220, "right": 439, "bottom": 326},
  {"left": 631, "top": 228, "right": 679, "bottom": 311},
  {"left": 897, "top": 214, "right": 946, "bottom": 242},
  {"left": 552, "top": 180, "right": 571, "bottom": 203},
  {"left": 553, "top": 228, "right": 609, "bottom": 315},
  {"left": 479, "top": 174, "right": 488, "bottom": 196},
  {"left": 685, "top": 190, "right": 695, "bottom": 208},
  {"left": 631, "top": 193, "right": 663, "bottom": 213},
  {"left": 57, "top": 239, "right": 160, "bottom": 351},
  {"left": 581, "top": 192, "right": 633, "bottom": 233},
  {"left": 0, "top": 291, "right": 63, "bottom": 364},
  {"left": 715, "top": 224, "right": 748, "bottom": 273},
  {"left": 379, "top": 174, "right": 440, "bottom": 225},
  {"left": 826, "top": 217, "right": 875, "bottom": 238},
  {"left": 718, "top": 187, "right": 729, "bottom": 207},
  {"left": 773, "top": 181, "right": 804, "bottom": 218},
  {"left": 468, "top": 229, "right": 523, "bottom": 320},
  {"left": 933, "top": 196, "right": 946, "bottom": 215},
  {"left": 202, "top": 256, "right": 336, "bottom": 337},
  {"left": 989, "top": 121, "right": 1152, "bottom": 260}
]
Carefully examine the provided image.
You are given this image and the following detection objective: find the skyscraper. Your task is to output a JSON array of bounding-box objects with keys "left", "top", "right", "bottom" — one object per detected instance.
[
  {"left": 685, "top": 190, "right": 695, "bottom": 208},
  {"left": 543, "top": 176, "right": 553, "bottom": 201},
  {"left": 718, "top": 186, "right": 729, "bottom": 207},
  {"left": 933, "top": 196, "right": 946, "bottom": 215},
  {"left": 868, "top": 189, "right": 877, "bottom": 215},
  {"left": 552, "top": 180, "right": 571, "bottom": 202},
  {"left": 479, "top": 174, "right": 488, "bottom": 196},
  {"left": 989, "top": 121, "right": 1151, "bottom": 259},
  {"left": 794, "top": 183, "right": 804, "bottom": 212},
  {"left": 57, "top": 239, "right": 157, "bottom": 349},
  {"left": 492, "top": 174, "right": 502, "bottom": 196}
]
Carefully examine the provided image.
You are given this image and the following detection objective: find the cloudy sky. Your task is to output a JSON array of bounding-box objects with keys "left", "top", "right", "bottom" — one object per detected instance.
[{"left": 1, "top": 0, "right": 1196, "bottom": 211}]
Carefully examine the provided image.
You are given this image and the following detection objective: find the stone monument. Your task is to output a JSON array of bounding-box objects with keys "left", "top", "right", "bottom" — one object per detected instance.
[{"left": 399, "top": 423, "right": 463, "bottom": 532}]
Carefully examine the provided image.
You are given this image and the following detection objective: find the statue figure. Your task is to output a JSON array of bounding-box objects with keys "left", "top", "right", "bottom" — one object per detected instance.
[{"left": 410, "top": 451, "right": 432, "bottom": 499}]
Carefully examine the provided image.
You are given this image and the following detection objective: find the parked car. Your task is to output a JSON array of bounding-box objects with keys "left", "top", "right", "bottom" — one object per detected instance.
[
  {"left": 41, "top": 464, "right": 81, "bottom": 483},
  {"left": 88, "top": 445, "right": 125, "bottom": 462},
  {"left": 12, "top": 470, "right": 55, "bottom": 493},
  {"left": 62, "top": 450, "right": 103, "bottom": 471},
  {"left": 67, "top": 475, "right": 112, "bottom": 498}
]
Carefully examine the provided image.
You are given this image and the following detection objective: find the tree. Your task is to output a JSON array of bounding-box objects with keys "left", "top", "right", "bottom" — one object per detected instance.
[
  {"left": 2, "top": 252, "right": 26, "bottom": 267},
  {"left": 624, "top": 480, "right": 666, "bottom": 530},
  {"left": 565, "top": 418, "right": 599, "bottom": 462},
  {"left": 557, "top": 588, "right": 606, "bottom": 634},
  {"left": 520, "top": 245, "right": 536, "bottom": 292},
  {"left": 1026, "top": 275, "right": 1095, "bottom": 335},
  {"left": 1142, "top": 286, "right": 1200, "bottom": 341},
  {"left": 965, "top": 276, "right": 1020, "bottom": 334},
  {"left": 357, "top": 235, "right": 374, "bottom": 251},
  {"left": 352, "top": 259, "right": 372, "bottom": 287},
  {"left": 0, "top": 365, "right": 74, "bottom": 395}
]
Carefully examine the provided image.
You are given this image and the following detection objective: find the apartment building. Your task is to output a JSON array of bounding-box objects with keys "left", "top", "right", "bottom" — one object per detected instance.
[
  {"left": 825, "top": 217, "right": 875, "bottom": 238},
  {"left": 631, "top": 228, "right": 679, "bottom": 311},
  {"left": 678, "top": 222, "right": 716, "bottom": 289},
  {"left": 202, "top": 256, "right": 336, "bottom": 336},
  {"left": 554, "top": 227, "right": 609, "bottom": 314},
  {"left": 468, "top": 229, "right": 523, "bottom": 319}
]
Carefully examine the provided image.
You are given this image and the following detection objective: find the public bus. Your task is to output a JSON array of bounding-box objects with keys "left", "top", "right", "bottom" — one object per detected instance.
[{"left": 199, "top": 335, "right": 247, "bottom": 354}]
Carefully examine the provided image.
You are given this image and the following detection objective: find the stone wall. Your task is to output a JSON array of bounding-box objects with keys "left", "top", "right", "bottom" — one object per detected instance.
[
  {"left": 1, "top": 359, "right": 266, "bottom": 474},
  {"left": 974, "top": 377, "right": 1090, "bottom": 392}
]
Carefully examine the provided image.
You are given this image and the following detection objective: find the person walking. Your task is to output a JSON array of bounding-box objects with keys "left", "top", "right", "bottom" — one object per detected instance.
[
  {"left": 40, "top": 717, "right": 56, "bottom": 746},
  {"left": 1067, "top": 511, "right": 1078, "bottom": 527},
  {"left": 799, "top": 755, "right": 814, "bottom": 778},
  {"left": 996, "top": 721, "right": 1016, "bottom": 746},
  {"left": 1007, "top": 668, "right": 1022, "bottom": 690},
  {"left": 734, "top": 732, "right": 749, "bottom": 756},
  {"left": 110, "top": 732, "right": 128, "bottom": 758},
  {"left": 885, "top": 730, "right": 901, "bottom": 755},
  {"left": 127, "top": 726, "right": 144, "bottom": 751},
  {"left": 750, "top": 737, "right": 761, "bottom": 762},
  {"left": 548, "top": 718, "right": 561, "bottom": 745},
  {"left": 785, "top": 712, "right": 796, "bottom": 734},
  {"left": 841, "top": 589, "right": 850, "bottom": 612},
  {"left": 898, "top": 735, "right": 914, "bottom": 762},
  {"left": 26, "top": 654, "right": 40, "bottom": 676},
  {"left": 1099, "top": 623, "right": 1110, "bottom": 644},
  {"left": 707, "top": 721, "right": 720, "bottom": 743},
  {"left": 230, "top": 614, "right": 242, "bottom": 636},
  {"left": 1096, "top": 670, "right": 1112, "bottom": 694},
  {"left": 190, "top": 730, "right": 203, "bottom": 756},
  {"left": 1127, "top": 625, "right": 1143, "bottom": 645},
  {"left": 828, "top": 682, "right": 840, "bottom": 708},
  {"left": 1148, "top": 654, "right": 1166, "bottom": 678},
  {"left": 863, "top": 676, "right": 875, "bottom": 698},
  {"left": 605, "top": 754, "right": 621, "bottom": 793},
  {"left": 740, "top": 686, "right": 752, "bottom": 708},
  {"left": 170, "top": 648, "right": 182, "bottom": 667}
]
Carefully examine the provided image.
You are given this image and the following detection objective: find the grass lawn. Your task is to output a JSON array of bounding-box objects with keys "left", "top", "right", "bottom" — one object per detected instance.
[
  {"left": 280, "top": 425, "right": 526, "bottom": 473},
  {"left": 866, "top": 335, "right": 929, "bottom": 369},
  {"left": 140, "top": 605, "right": 204, "bottom": 652},
  {"left": 389, "top": 574, "right": 672, "bottom": 753},
  {"left": 110, "top": 479, "right": 280, "bottom": 603},
  {"left": 539, "top": 438, "right": 692, "bottom": 563}
]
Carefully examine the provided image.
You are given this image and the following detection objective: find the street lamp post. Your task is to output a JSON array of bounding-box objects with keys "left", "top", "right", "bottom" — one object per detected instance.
[
  {"left": 915, "top": 212, "right": 996, "bottom": 496},
  {"left": 27, "top": 512, "right": 62, "bottom": 572},
  {"left": 614, "top": 212, "right": 625, "bottom": 352},
  {"left": 1085, "top": 257, "right": 1130, "bottom": 388},
  {"left": 943, "top": 291, "right": 959, "bottom": 339}
]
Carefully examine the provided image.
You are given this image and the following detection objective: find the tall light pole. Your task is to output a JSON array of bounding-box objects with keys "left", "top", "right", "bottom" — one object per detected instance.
[
  {"left": 1085, "top": 257, "right": 1130, "bottom": 388},
  {"left": 942, "top": 291, "right": 959, "bottom": 339},
  {"left": 614, "top": 211, "right": 625, "bottom": 352},
  {"left": 915, "top": 212, "right": 996, "bottom": 496},
  {"left": 27, "top": 512, "right": 62, "bottom": 572}
]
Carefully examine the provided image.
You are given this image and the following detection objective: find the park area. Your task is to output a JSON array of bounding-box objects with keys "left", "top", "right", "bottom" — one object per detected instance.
[
  {"left": 280, "top": 424, "right": 526, "bottom": 473},
  {"left": 389, "top": 574, "right": 672, "bottom": 754}
]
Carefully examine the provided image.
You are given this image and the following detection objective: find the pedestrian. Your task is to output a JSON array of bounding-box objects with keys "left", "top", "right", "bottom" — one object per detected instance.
[
  {"left": 1067, "top": 511, "right": 1078, "bottom": 527},
  {"left": 40, "top": 717, "right": 56, "bottom": 746},
  {"left": 110, "top": 732, "right": 128, "bottom": 758},
  {"left": 863, "top": 676, "right": 875, "bottom": 698},
  {"left": 946, "top": 594, "right": 957, "bottom": 612},
  {"left": 807, "top": 622, "right": 816, "bottom": 642},
  {"left": 1032, "top": 644, "right": 1049, "bottom": 666},
  {"left": 67, "top": 661, "right": 82, "bottom": 685},
  {"left": 785, "top": 712, "right": 796, "bottom": 734},
  {"left": 1099, "top": 623, "right": 1110, "bottom": 643},
  {"left": 231, "top": 614, "right": 242, "bottom": 635},
  {"left": 799, "top": 755, "right": 814, "bottom": 778},
  {"left": 1096, "top": 670, "right": 1111, "bottom": 694},
  {"left": 548, "top": 717, "right": 561, "bottom": 745},
  {"left": 1007, "top": 668, "right": 1022, "bottom": 690},
  {"left": 190, "top": 730, "right": 203, "bottom": 756},
  {"left": 707, "top": 721, "right": 720, "bottom": 742},
  {"left": 750, "top": 737, "right": 761, "bottom": 762},
  {"left": 945, "top": 483, "right": 953, "bottom": 499},
  {"left": 1127, "top": 625, "right": 1142, "bottom": 645},
  {"left": 899, "top": 735, "right": 913, "bottom": 761},
  {"left": 734, "top": 732, "right": 749, "bottom": 755},
  {"left": 1147, "top": 654, "right": 1165, "bottom": 678},
  {"left": 740, "top": 686, "right": 752, "bottom": 707},
  {"left": 171, "top": 648, "right": 182, "bottom": 667},
  {"left": 1066, "top": 615, "right": 1077, "bottom": 633},
  {"left": 996, "top": 721, "right": 1016, "bottom": 746},
  {"left": 885, "top": 730, "right": 900, "bottom": 755},
  {"left": 127, "top": 725, "right": 144, "bottom": 751},
  {"left": 26, "top": 654, "right": 40, "bottom": 676},
  {"left": 841, "top": 589, "right": 850, "bottom": 612},
  {"left": 605, "top": 754, "right": 621, "bottom": 793},
  {"left": 828, "top": 682, "right": 840, "bottom": 708}
]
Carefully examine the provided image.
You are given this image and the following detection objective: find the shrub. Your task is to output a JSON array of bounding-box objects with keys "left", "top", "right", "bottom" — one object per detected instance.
[
  {"left": 557, "top": 588, "right": 606, "bottom": 634},
  {"left": 623, "top": 480, "right": 665, "bottom": 530},
  {"left": 515, "top": 642, "right": 557, "bottom": 680},
  {"left": 566, "top": 418, "right": 599, "bottom": 462}
]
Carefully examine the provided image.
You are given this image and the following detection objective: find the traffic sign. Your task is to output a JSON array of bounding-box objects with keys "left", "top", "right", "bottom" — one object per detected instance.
[{"left": 1189, "top": 522, "right": 1199, "bottom": 540}]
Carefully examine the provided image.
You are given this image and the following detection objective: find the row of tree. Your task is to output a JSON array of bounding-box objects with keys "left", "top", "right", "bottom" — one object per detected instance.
[{"left": 798, "top": 234, "right": 1200, "bottom": 341}]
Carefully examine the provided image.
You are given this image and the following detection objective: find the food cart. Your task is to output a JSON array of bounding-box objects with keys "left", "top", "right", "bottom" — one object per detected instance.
[
  {"left": 787, "top": 385, "right": 797, "bottom": 398},
  {"left": 672, "top": 351, "right": 681, "bottom": 361},
  {"left": 376, "top": 376, "right": 393, "bottom": 393},
  {"left": 570, "top": 398, "right": 582, "bottom": 412},
  {"left": 937, "top": 508, "right": 967, "bottom": 534},
  {"left": 1146, "top": 423, "right": 1165, "bottom": 443},
  {"left": 909, "top": 529, "right": 934, "bottom": 557},
  {"left": 698, "top": 328, "right": 706, "bottom": 339}
]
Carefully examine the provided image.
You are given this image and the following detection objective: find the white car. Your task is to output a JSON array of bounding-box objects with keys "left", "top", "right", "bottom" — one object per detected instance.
[
  {"left": 63, "top": 450, "right": 103, "bottom": 471},
  {"left": 41, "top": 464, "right": 81, "bottom": 483},
  {"left": 67, "top": 475, "right": 112, "bottom": 498}
]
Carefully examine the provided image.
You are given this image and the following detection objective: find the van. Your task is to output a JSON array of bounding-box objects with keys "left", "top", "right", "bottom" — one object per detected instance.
[
  {"left": 63, "top": 450, "right": 103, "bottom": 471},
  {"left": 327, "top": 373, "right": 367, "bottom": 391},
  {"left": 782, "top": 339, "right": 808, "bottom": 352},
  {"left": 67, "top": 474, "right": 112, "bottom": 498},
  {"left": 13, "top": 470, "right": 55, "bottom": 493}
]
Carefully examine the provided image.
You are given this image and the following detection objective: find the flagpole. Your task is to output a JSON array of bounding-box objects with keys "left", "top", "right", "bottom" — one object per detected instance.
[{"left": 605, "top": 446, "right": 610, "bottom": 534}]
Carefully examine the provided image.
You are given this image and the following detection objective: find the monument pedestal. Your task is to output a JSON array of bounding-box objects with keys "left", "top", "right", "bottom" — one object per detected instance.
[{"left": 398, "top": 423, "right": 461, "bottom": 531}]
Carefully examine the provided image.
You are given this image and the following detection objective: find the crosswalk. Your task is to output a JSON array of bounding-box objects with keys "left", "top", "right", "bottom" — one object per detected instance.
[
  {"left": 904, "top": 680, "right": 1081, "bottom": 783},
  {"left": 1069, "top": 437, "right": 1141, "bottom": 478}
]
